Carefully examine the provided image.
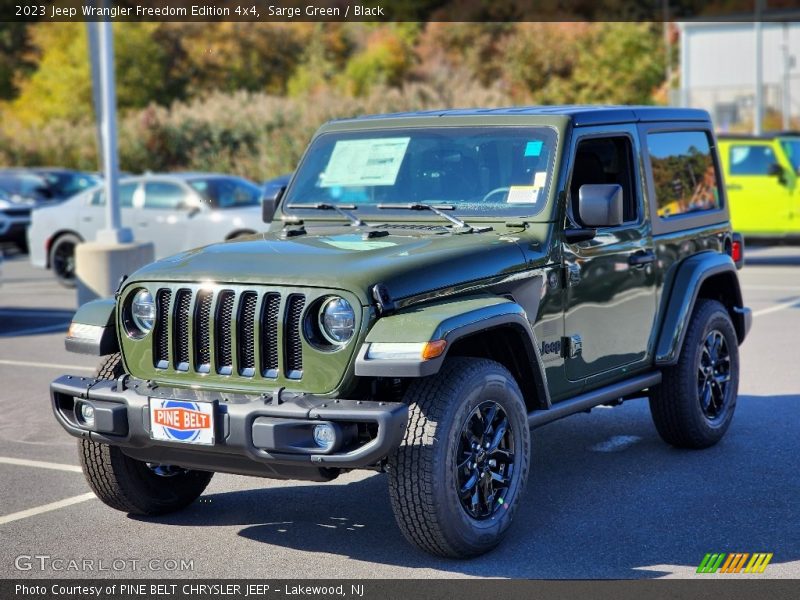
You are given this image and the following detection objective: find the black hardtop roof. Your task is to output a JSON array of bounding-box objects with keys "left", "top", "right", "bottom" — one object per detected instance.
[{"left": 332, "top": 105, "right": 710, "bottom": 127}]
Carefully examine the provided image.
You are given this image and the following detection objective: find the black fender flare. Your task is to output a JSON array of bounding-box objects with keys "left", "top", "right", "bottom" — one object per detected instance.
[
  {"left": 654, "top": 251, "right": 750, "bottom": 365},
  {"left": 354, "top": 295, "right": 551, "bottom": 408}
]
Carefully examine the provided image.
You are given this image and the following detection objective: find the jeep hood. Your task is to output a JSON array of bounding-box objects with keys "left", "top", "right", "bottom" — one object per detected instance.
[{"left": 127, "top": 226, "right": 547, "bottom": 304}]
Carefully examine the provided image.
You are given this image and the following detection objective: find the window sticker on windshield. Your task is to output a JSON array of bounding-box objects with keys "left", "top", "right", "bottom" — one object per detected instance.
[
  {"left": 321, "top": 137, "right": 410, "bottom": 188},
  {"left": 524, "top": 140, "right": 543, "bottom": 157},
  {"left": 533, "top": 171, "right": 547, "bottom": 188},
  {"left": 507, "top": 186, "right": 540, "bottom": 204}
]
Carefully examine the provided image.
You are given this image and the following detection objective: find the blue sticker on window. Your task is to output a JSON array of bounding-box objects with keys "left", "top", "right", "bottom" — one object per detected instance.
[{"left": 524, "top": 141, "right": 543, "bottom": 157}]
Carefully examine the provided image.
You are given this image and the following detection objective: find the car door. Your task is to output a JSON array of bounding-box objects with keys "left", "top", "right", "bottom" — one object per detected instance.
[
  {"left": 78, "top": 182, "right": 140, "bottom": 241},
  {"left": 721, "top": 140, "right": 793, "bottom": 235},
  {"left": 139, "top": 180, "right": 199, "bottom": 258},
  {"left": 562, "top": 126, "right": 657, "bottom": 383}
]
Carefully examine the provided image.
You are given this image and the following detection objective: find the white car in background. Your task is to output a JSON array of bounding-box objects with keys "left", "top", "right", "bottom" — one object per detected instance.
[{"left": 28, "top": 173, "right": 266, "bottom": 286}]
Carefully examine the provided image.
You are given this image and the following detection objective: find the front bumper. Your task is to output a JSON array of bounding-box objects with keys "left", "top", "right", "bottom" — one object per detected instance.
[
  {"left": 0, "top": 218, "right": 29, "bottom": 242},
  {"left": 50, "top": 374, "right": 408, "bottom": 479}
]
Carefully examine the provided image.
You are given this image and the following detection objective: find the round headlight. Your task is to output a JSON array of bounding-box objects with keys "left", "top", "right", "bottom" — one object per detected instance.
[
  {"left": 319, "top": 297, "right": 355, "bottom": 345},
  {"left": 130, "top": 289, "right": 155, "bottom": 336}
]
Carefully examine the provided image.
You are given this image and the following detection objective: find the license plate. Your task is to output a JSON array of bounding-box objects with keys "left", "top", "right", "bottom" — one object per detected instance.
[{"left": 149, "top": 399, "right": 215, "bottom": 445}]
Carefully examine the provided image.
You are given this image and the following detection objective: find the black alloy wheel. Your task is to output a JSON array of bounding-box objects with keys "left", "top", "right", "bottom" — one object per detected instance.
[
  {"left": 697, "top": 329, "right": 732, "bottom": 420},
  {"left": 455, "top": 401, "right": 516, "bottom": 520}
]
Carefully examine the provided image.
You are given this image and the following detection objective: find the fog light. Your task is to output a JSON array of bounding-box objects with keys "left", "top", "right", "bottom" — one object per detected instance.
[
  {"left": 313, "top": 423, "right": 336, "bottom": 450},
  {"left": 80, "top": 403, "right": 95, "bottom": 426}
]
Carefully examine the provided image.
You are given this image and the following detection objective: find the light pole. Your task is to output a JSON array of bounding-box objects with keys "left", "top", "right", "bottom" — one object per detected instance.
[
  {"left": 94, "top": 19, "right": 131, "bottom": 244},
  {"left": 76, "top": 17, "right": 153, "bottom": 305},
  {"left": 754, "top": 0, "right": 765, "bottom": 135},
  {"left": 782, "top": 22, "right": 794, "bottom": 130}
]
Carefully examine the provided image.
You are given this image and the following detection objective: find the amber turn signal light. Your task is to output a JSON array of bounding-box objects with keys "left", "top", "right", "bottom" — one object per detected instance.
[{"left": 422, "top": 340, "right": 447, "bottom": 360}]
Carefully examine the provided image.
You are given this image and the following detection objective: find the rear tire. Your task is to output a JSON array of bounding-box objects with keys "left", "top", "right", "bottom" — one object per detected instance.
[
  {"left": 78, "top": 354, "right": 213, "bottom": 515},
  {"left": 649, "top": 299, "right": 740, "bottom": 449},
  {"left": 387, "top": 357, "right": 530, "bottom": 558}
]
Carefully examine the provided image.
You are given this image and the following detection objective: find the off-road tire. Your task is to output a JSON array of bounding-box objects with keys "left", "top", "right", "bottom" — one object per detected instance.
[
  {"left": 649, "top": 299, "right": 740, "bottom": 449},
  {"left": 387, "top": 357, "right": 530, "bottom": 558},
  {"left": 78, "top": 354, "right": 213, "bottom": 515}
]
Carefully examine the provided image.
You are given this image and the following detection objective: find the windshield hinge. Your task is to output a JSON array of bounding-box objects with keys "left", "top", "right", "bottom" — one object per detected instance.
[
  {"left": 371, "top": 283, "right": 396, "bottom": 316},
  {"left": 505, "top": 221, "right": 529, "bottom": 229}
]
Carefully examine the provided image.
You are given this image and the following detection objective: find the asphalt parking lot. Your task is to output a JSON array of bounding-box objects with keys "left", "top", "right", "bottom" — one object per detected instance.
[{"left": 0, "top": 245, "right": 798, "bottom": 579}]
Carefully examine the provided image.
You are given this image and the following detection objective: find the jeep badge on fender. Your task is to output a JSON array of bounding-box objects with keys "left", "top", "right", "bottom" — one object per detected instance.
[{"left": 51, "top": 106, "right": 751, "bottom": 559}]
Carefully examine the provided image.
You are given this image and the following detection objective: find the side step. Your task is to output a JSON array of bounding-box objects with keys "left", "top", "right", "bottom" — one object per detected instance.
[{"left": 528, "top": 371, "right": 661, "bottom": 429}]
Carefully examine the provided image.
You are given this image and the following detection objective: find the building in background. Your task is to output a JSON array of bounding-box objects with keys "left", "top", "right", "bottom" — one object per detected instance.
[{"left": 680, "top": 20, "right": 800, "bottom": 132}]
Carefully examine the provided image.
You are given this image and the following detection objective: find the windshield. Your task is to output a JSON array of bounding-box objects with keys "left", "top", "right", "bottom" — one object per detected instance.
[
  {"left": 188, "top": 177, "right": 263, "bottom": 208},
  {"left": 283, "top": 127, "right": 557, "bottom": 218},
  {"left": 779, "top": 138, "right": 800, "bottom": 172}
]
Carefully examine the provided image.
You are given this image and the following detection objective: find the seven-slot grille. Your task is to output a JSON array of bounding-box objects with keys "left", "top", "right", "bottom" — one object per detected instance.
[{"left": 151, "top": 287, "right": 306, "bottom": 380}]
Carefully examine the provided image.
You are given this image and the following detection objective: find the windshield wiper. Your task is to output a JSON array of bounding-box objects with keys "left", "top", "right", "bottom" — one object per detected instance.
[
  {"left": 376, "top": 203, "right": 472, "bottom": 230},
  {"left": 286, "top": 203, "right": 365, "bottom": 227}
]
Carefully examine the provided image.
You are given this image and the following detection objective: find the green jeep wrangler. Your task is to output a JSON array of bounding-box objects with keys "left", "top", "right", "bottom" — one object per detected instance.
[{"left": 52, "top": 106, "right": 751, "bottom": 558}]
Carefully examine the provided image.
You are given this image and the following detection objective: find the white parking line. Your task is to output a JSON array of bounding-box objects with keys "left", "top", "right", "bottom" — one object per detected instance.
[
  {"left": 0, "top": 323, "right": 70, "bottom": 337},
  {"left": 0, "top": 359, "right": 94, "bottom": 372},
  {"left": 0, "top": 493, "right": 95, "bottom": 526},
  {"left": 0, "top": 309, "right": 74, "bottom": 318},
  {"left": 753, "top": 298, "right": 800, "bottom": 318},
  {"left": 0, "top": 456, "right": 82, "bottom": 473},
  {"left": 741, "top": 284, "right": 800, "bottom": 291}
]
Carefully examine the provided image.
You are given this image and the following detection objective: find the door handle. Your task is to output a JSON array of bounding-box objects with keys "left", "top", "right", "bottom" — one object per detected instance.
[
  {"left": 81, "top": 217, "right": 93, "bottom": 222},
  {"left": 628, "top": 250, "right": 655, "bottom": 268},
  {"left": 726, "top": 184, "right": 743, "bottom": 191}
]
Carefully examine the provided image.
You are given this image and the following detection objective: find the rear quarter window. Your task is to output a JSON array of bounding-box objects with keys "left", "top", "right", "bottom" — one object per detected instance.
[{"left": 647, "top": 131, "right": 722, "bottom": 219}]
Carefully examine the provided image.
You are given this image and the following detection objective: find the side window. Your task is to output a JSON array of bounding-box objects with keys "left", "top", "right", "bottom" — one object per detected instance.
[
  {"left": 90, "top": 183, "right": 137, "bottom": 207},
  {"left": 570, "top": 136, "right": 637, "bottom": 225},
  {"left": 729, "top": 145, "right": 776, "bottom": 176},
  {"left": 647, "top": 131, "right": 721, "bottom": 219},
  {"left": 143, "top": 182, "right": 187, "bottom": 209}
]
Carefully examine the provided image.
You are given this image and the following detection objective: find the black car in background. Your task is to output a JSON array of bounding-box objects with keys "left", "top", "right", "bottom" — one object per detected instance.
[{"left": 0, "top": 168, "right": 99, "bottom": 252}]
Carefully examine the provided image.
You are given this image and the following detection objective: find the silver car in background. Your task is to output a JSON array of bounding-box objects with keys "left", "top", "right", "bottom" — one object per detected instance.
[{"left": 28, "top": 173, "right": 266, "bottom": 286}]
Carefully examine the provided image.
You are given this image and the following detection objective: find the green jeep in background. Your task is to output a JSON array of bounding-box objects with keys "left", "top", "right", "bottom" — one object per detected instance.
[{"left": 52, "top": 106, "right": 751, "bottom": 558}]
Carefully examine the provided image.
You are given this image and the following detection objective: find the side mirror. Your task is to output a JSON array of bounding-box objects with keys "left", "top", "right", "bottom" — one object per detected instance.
[
  {"left": 578, "top": 184, "right": 623, "bottom": 228},
  {"left": 262, "top": 186, "right": 285, "bottom": 223},
  {"left": 768, "top": 163, "right": 787, "bottom": 184}
]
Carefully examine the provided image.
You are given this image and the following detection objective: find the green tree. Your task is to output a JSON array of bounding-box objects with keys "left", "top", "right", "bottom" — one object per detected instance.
[
  {"left": 167, "top": 23, "right": 305, "bottom": 96},
  {"left": 287, "top": 24, "right": 352, "bottom": 97},
  {"left": 8, "top": 22, "right": 180, "bottom": 125},
  {"left": 0, "top": 23, "right": 34, "bottom": 100},
  {"left": 341, "top": 25, "right": 417, "bottom": 96},
  {"left": 569, "top": 23, "right": 665, "bottom": 105}
]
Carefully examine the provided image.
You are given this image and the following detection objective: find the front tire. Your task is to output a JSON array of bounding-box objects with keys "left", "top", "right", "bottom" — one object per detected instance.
[
  {"left": 49, "top": 233, "right": 81, "bottom": 288},
  {"left": 388, "top": 357, "right": 530, "bottom": 558},
  {"left": 78, "top": 354, "right": 213, "bottom": 515},
  {"left": 649, "top": 299, "right": 740, "bottom": 449}
]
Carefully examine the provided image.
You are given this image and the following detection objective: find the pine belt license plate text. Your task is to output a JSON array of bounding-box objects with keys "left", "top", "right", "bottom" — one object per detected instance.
[{"left": 149, "top": 399, "right": 215, "bottom": 445}]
